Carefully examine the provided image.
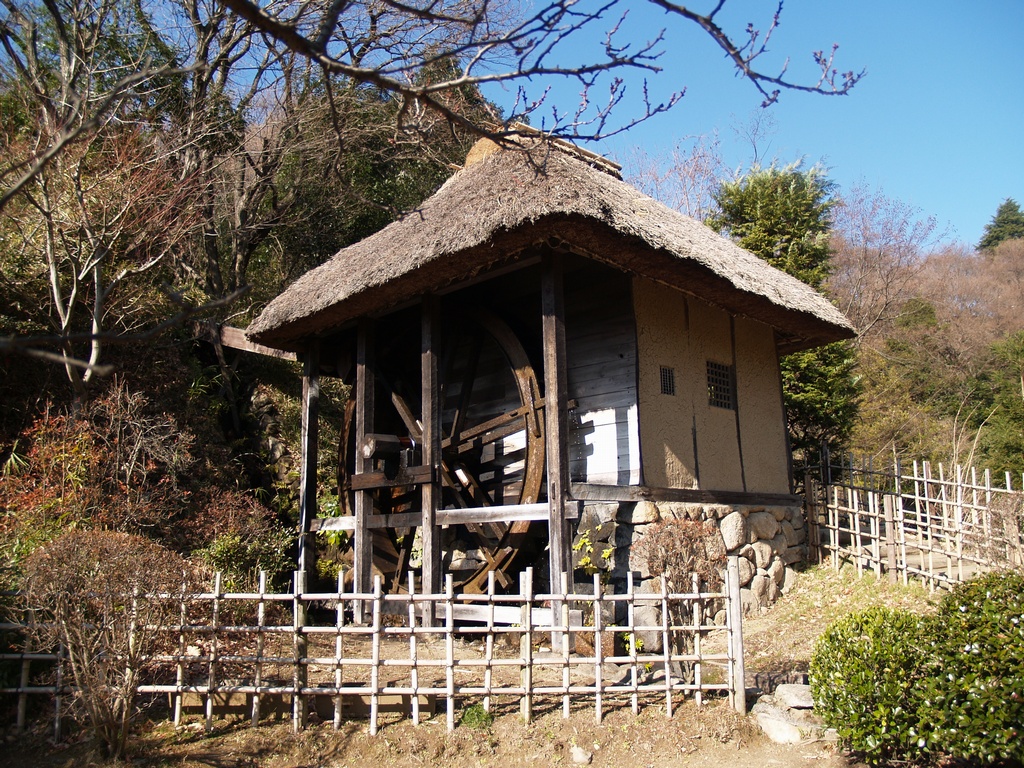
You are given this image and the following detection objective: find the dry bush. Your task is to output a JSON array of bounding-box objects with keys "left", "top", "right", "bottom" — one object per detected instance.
[
  {"left": 631, "top": 520, "right": 726, "bottom": 680},
  {"left": 631, "top": 519, "right": 726, "bottom": 593},
  {"left": 22, "top": 530, "right": 195, "bottom": 759}
]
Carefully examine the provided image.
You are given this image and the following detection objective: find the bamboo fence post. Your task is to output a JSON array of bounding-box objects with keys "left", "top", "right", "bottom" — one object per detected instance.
[
  {"left": 561, "top": 571, "right": 571, "bottom": 719},
  {"left": 883, "top": 495, "right": 897, "bottom": 583},
  {"left": 174, "top": 575, "right": 187, "bottom": 727},
  {"left": 444, "top": 574, "right": 455, "bottom": 733},
  {"left": 334, "top": 569, "right": 346, "bottom": 730},
  {"left": 726, "top": 557, "right": 746, "bottom": 715},
  {"left": 252, "top": 571, "right": 267, "bottom": 727},
  {"left": 206, "top": 572, "right": 221, "bottom": 733},
  {"left": 627, "top": 571, "right": 638, "bottom": 716},
  {"left": 483, "top": 571, "right": 495, "bottom": 714},
  {"left": 292, "top": 570, "right": 308, "bottom": 732},
  {"left": 955, "top": 464, "right": 965, "bottom": 581},
  {"left": 691, "top": 572, "right": 703, "bottom": 708},
  {"left": 370, "top": 575, "right": 382, "bottom": 735},
  {"left": 592, "top": 572, "right": 603, "bottom": 725},
  {"left": 829, "top": 485, "right": 840, "bottom": 571},
  {"left": 520, "top": 568, "right": 533, "bottom": 724},
  {"left": 660, "top": 574, "right": 672, "bottom": 718},
  {"left": 407, "top": 571, "right": 420, "bottom": 726}
]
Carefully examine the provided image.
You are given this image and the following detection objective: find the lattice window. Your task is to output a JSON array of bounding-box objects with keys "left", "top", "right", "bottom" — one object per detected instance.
[
  {"left": 707, "top": 361, "right": 735, "bottom": 410},
  {"left": 659, "top": 365, "right": 676, "bottom": 396}
]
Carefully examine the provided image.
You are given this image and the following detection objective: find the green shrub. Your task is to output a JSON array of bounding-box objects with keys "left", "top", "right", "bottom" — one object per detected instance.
[
  {"left": 916, "top": 572, "right": 1024, "bottom": 764},
  {"left": 810, "top": 606, "right": 928, "bottom": 765},
  {"left": 460, "top": 702, "right": 494, "bottom": 729}
]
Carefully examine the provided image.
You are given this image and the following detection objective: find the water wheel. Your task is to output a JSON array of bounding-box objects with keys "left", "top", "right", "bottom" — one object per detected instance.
[{"left": 338, "top": 308, "right": 547, "bottom": 593}]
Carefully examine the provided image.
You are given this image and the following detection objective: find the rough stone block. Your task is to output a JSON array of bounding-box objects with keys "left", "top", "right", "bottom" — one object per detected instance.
[
  {"left": 769, "top": 533, "right": 789, "bottom": 557},
  {"left": 751, "top": 540, "right": 772, "bottom": 569},
  {"left": 782, "top": 545, "right": 806, "bottom": 565},
  {"left": 747, "top": 511, "right": 780, "bottom": 542},
  {"left": 768, "top": 557, "right": 785, "bottom": 586},
  {"left": 617, "top": 500, "right": 660, "bottom": 525},
  {"left": 781, "top": 566, "right": 798, "bottom": 593},
  {"left": 580, "top": 503, "right": 618, "bottom": 528},
  {"left": 633, "top": 603, "right": 663, "bottom": 652},
  {"left": 749, "top": 573, "right": 770, "bottom": 609},
  {"left": 720, "top": 511, "right": 748, "bottom": 551},
  {"left": 657, "top": 501, "right": 700, "bottom": 521},
  {"left": 769, "top": 505, "right": 789, "bottom": 522},
  {"left": 705, "top": 504, "right": 733, "bottom": 520},
  {"left": 752, "top": 696, "right": 825, "bottom": 744},
  {"left": 775, "top": 683, "right": 814, "bottom": 710},
  {"left": 737, "top": 556, "right": 755, "bottom": 587}
]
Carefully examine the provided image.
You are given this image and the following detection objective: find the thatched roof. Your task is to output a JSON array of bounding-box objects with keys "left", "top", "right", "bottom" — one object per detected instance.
[{"left": 247, "top": 141, "right": 853, "bottom": 353}]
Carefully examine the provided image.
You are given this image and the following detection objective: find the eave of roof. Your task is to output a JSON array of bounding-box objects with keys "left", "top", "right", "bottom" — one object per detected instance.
[{"left": 247, "top": 144, "right": 854, "bottom": 353}]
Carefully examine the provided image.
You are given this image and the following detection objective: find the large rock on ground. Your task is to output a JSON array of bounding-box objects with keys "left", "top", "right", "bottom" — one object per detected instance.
[{"left": 751, "top": 694, "right": 827, "bottom": 744}]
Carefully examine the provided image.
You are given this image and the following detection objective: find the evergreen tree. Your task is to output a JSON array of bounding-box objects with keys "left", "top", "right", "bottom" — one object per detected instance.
[
  {"left": 978, "top": 198, "right": 1024, "bottom": 251},
  {"left": 709, "top": 166, "right": 859, "bottom": 461}
]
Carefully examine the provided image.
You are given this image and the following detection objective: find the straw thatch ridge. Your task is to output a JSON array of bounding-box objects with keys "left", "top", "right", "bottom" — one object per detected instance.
[{"left": 247, "top": 143, "right": 854, "bottom": 352}]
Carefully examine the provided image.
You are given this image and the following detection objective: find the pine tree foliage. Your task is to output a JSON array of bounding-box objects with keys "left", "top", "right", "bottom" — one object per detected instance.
[{"left": 978, "top": 198, "right": 1024, "bottom": 251}]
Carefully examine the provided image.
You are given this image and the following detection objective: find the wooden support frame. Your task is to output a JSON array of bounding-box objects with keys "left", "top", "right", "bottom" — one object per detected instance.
[
  {"left": 297, "top": 342, "right": 320, "bottom": 574},
  {"left": 421, "top": 295, "right": 442, "bottom": 609},
  {"left": 354, "top": 321, "right": 375, "bottom": 606},
  {"left": 542, "top": 250, "right": 571, "bottom": 590}
]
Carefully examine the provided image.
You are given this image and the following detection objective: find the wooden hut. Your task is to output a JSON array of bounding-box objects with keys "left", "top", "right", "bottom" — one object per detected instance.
[{"left": 246, "top": 136, "right": 854, "bottom": 608}]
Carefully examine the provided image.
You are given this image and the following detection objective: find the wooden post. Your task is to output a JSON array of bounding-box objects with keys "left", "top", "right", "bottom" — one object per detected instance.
[
  {"left": 883, "top": 494, "right": 898, "bottom": 583},
  {"left": 298, "top": 341, "right": 320, "bottom": 575},
  {"left": 421, "top": 295, "right": 441, "bottom": 620},
  {"left": 726, "top": 556, "right": 746, "bottom": 715},
  {"left": 542, "top": 251, "right": 570, "bottom": 596},
  {"left": 355, "top": 321, "right": 375, "bottom": 613}
]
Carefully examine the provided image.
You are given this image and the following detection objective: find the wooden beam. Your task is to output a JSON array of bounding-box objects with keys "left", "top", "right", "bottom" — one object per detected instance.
[
  {"left": 349, "top": 466, "right": 433, "bottom": 490},
  {"left": 196, "top": 321, "right": 299, "bottom": 361},
  {"left": 297, "top": 342, "right": 319, "bottom": 574},
  {"left": 542, "top": 251, "right": 571, "bottom": 590},
  {"left": 421, "top": 295, "right": 442, "bottom": 615},
  {"left": 354, "top": 320, "right": 375, "bottom": 605},
  {"left": 437, "top": 502, "right": 581, "bottom": 526},
  {"left": 309, "top": 516, "right": 356, "bottom": 533},
  {"left": 569, "top": 482, "right": 802, "bottom": 507}
]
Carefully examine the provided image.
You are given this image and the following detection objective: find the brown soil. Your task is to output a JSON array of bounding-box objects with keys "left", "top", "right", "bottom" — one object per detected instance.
[
  {"left": 4, "top": 700, "right": 848, "bottom": 768},
  {"left": 5, "top": 565, "right": 925, "bottom": 768}
]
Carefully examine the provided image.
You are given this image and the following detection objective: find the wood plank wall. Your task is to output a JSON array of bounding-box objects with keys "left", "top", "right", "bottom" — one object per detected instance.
[{"left": 564, "top": 268, "right": 640, "bottom": 486}]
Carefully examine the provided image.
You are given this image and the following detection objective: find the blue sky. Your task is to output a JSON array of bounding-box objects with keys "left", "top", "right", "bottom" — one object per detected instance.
[{"left": 488, "top": 1, "right": 1023, "bottom": 249}]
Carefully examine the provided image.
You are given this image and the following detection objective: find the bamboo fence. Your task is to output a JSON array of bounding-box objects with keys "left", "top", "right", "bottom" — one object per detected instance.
[
  {"left": 1, "top": 562, "right": 745, "bottom": 735},
  {"left": 807, "top": 457, "right": 1024, "bottom": 589}
]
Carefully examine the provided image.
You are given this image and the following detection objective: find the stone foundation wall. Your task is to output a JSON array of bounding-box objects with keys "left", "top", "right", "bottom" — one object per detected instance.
[{"left": 571, "top": 499, "right": 807, "bottom": 632}]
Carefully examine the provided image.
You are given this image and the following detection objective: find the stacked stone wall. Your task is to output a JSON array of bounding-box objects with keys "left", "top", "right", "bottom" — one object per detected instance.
[{"left": 571, "top": 498, "right": 807, "bottom": 632}]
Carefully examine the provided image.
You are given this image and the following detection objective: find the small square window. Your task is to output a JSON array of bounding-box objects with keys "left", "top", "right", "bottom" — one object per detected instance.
[
  {"left": 659, "top": 366, "right": 675, "bottom": 396},
  {"left": 707, "top": 361, "right": 735, "bottom": 410}
]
